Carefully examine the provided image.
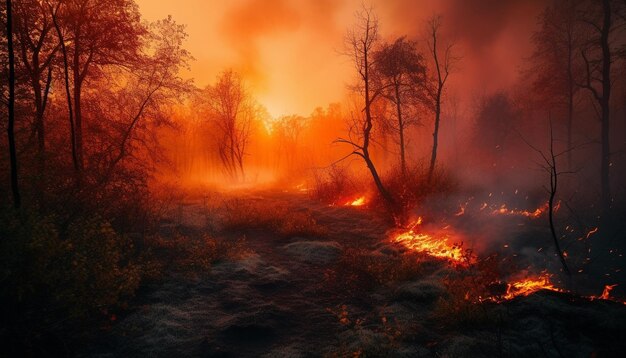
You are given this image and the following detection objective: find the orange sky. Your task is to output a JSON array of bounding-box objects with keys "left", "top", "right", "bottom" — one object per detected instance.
[{"left": 136, "top": 0, "right": 544, "bottom": 118}]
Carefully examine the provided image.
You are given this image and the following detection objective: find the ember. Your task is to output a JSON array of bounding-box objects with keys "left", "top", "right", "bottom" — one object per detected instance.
[{"left": 491, "top": 202, "right": 549, "bottom": 218}]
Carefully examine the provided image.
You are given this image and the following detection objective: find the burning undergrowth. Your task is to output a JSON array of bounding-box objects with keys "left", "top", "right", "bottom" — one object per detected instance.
[{"left": 387, "top": 189, "right": 625, "bottom": 306}]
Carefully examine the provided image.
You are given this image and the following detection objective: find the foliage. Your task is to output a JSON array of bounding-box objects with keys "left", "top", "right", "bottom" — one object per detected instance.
[{"left": 0, "top": 206, "right": 141, "bottom": 329}]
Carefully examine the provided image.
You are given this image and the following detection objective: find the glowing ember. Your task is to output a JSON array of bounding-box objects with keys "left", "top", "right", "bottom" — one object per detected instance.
[
  {"left": 392, "top": 221, "right": 465, "bottom": 264},
  {"left": 594, "top": 284, "right": 618, "bottom": 300},
  {"left": 585, "top": 227, "right": 599, "bottom": 240},
  {"left": 491, "top": 202, "right": 549, "bottom": 218},
  {"left": 346, "top": 196, "right": 366, "bottom": 206},
  {"left": 502, "top": 273, "right": 563, "bottom": 300}
]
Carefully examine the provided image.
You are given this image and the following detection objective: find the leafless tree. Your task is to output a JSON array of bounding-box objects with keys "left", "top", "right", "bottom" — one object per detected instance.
[
  {"left": 519, "top": 118, "right": 574, "bottom": 277},
  {"left": 425, "top": 15, "right": 458, "bottom": 182},
  {"left": 204, "top": 70, "right": 254, "bottom": 182},
  {"left": 577, "top": 0, "right": 619, "bottom": 215},
  {"left": 529, "top": 0, "right": 584, "bottom": 170},
  {"left": 336, "top": 5, "right": 395, "bottom": 207}
]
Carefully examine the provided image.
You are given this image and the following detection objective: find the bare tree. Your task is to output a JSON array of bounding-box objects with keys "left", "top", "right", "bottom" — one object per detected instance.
[
  {"left": 374, "top": 37, "right": 428, "bottom": 176},
  {"left": 425, "top": 15, "right": 458, "bottom": 182},
  {"left": 529, "top": 0, "right": 584, "bottom": 170},
  {"left": 336, "top": 5, "right": 395, "bottom": 206},
  {"left": 204, "top": 70, "right": 254, "bottom": 182},
  {"left": 578, "top": 0, "right": 617, "bottom": 215},
  {"left": 6, "top": 0, "right": 21, "bottom": 208},
  {"left": 519, "top": 118, "right": 573, "bottom": 277}
]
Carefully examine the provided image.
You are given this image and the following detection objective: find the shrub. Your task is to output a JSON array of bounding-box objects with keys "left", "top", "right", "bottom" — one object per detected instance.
[{"left": 310, "top": 164, "right": 367, "bottom": 204}]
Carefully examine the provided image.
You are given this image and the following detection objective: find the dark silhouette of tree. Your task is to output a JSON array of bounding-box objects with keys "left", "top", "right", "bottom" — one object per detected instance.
[
  {"left": 425, "top": 15, "right": 458, "bottom": 182},
  {"left": 578, "top": 0, "right": 618, "bottom": 215},
  {"left": 529, "top": 0, "right": 584, "bottom": 170},
  {"left": 14, "top": 0, "right": 57, "bottom": 157},
  {"left": 6, "top": 0, "right": 21, "bottom": 208},
  {"left": 203, "top": 70, "right": 254, "bottom": 182},
  {"left": 519, "top": 118, "right": 573, "bottom": 278},
  {"left": 48, "top": 0, "right": 78, "bottom": 173},
  {"left": 52, "top": 0, "right": 146, "bottom": 171},
  {"left": 336, "top": 5, "right": 395, "bottom": 207},
  {"left": 374, "top": 37, "right": 427, "bottom": 175}
]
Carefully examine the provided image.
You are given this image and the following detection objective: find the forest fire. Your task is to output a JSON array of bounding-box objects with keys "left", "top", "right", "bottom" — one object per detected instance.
[
  {"left": 2, "top": 0, "right": 626, "bottom": 355},
  {"left": 392, "top": 219, "right": 467, "bottom": 265},
  {"left": 501, "top": 273, "right": 563, "bottom": 300}
]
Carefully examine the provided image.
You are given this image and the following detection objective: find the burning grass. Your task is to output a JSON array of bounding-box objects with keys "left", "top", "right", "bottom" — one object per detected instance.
[{"left": 391, "top": 218, "right": 470, "bottom": 266}]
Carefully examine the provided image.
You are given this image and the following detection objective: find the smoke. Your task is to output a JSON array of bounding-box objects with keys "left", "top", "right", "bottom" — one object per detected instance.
[{"left": 219, "top": 0, "right": 300, "bottom": 85}]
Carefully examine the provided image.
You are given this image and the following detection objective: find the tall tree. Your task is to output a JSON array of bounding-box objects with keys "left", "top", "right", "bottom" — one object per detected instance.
[
  {"left": 336, "top": 5, "right": 394, "bottom": 207},
  {"left": 48, "top": 0, "right": 78, "bottom": 172},
  {"left": 6, "top": 0, "right": 21, "bottom": 208},
  {"left": 55, "top": 0, "right": 146, "bottom": 171},
  {"left": 425, "top": 15, "right": 457, "bottom": 181},
  {"left": 203, "top": 70, "right": 254, "bottom": 182},
  {"left": 14, "top": 0, "right": 57, "bottom": 156},
  {"left": 529, "top": 0, "right": 583, "bottom": 170},
  {"left": 578, "top": 0, "right": 617, "bottom": 214},
  {"left": 374, "top": 37, "right": 427, "bottom": 175}
]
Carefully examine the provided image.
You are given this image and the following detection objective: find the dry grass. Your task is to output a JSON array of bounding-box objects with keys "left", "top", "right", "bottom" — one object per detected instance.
[
  {"left": 142, "top": 233, "right": 252, "bottom": 276},
  {"left": 310, "top": 164, "right": 368, "bottom": 204},
  {"left": 219, "top": 199, "right": 328, "bottom": 238},
  {"left": 324, "top": 248, "right": 428, "bottom": 297}
]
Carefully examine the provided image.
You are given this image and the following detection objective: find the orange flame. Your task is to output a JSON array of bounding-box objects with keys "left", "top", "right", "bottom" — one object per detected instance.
[
  {"left": 591, "top": 284, "right": 619, "bottom": 301},
  {"left": 346, "top": 196, "right": 366, "bottom": 206},
  {"left": 491, "top": 202, "right": 548, "bottom": 218},
  {"left": 392, "top": 219, "right": 466, "bottom": 265},
  {"left": 502, "top": 273, "right": 563, "bottom": 300}
]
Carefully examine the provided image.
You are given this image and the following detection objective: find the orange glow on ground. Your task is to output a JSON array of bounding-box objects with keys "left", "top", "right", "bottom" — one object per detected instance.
[
  {"left": 491, "top": 202, "right": 548, "bottom": 218},
  {"left": 392, "top": 218, "right": 467, "bottom": 265},
  {"left": 501, "top": 273, "right": 563, "bottom": 300},
  {"left": 345, "top": 196, "right": 366, "bottom": 206}
]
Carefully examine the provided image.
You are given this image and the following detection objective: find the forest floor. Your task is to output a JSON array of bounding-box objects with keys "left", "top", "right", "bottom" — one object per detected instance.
[{"left": 81, "top": 188, "right": 626, "bottom": 357}]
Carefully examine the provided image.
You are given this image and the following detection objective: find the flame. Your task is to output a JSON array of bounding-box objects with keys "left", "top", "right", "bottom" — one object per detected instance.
[
  {"left": 346, "top": 196, "right": 366, "bottom": 206},
  {"left": 590, "top": 284, "right": 618, "bottom": 301},
  {"left": 392, "top": 219, "right": 466, "bottom": 265},
  {"left": 600, "top": 284, "right": 617, "bottom": 300},
  {"left": 502, "top": 273, "right": 563, "bottom": 300},
  {"left": 491, "top": 202, "right": 549, "bottom": 218}
]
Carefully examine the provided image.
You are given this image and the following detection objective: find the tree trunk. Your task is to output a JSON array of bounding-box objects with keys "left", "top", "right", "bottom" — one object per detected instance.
[
  {"left": 50, "top": 3, "right": 79, "bottom": 173},
  {"left": 6, "top": 0, "right": 21, "bottom": 209},
  {"left": 429, "top": 91, "right": 442, "bottom": 181},
  {"left": 566, "top": 37, "right": 574, "bottom": 171},
  {"left": 394, "top": 81, "right": 406, "bottom": 175},
  {"left": 600, "top": 0, "right": 612, "bottom": 215},
  {"left": 73, "top": 49, "right": 84, "bottom": 171},
  {"left": 363, "top": 50, "right": 394, "bottom": 206}
]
